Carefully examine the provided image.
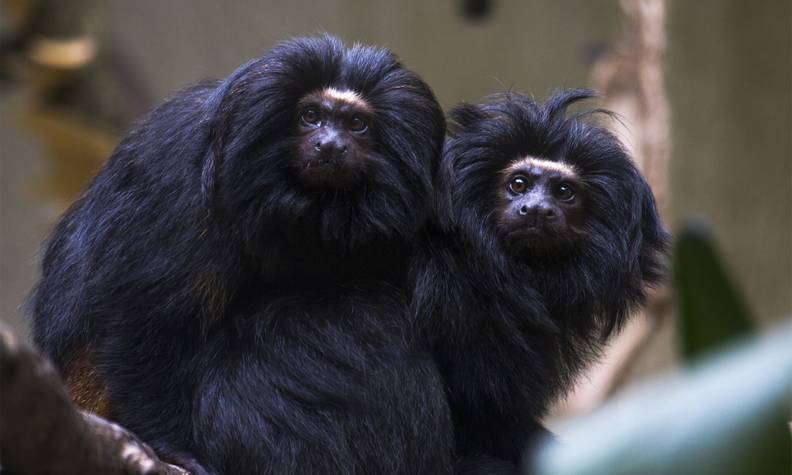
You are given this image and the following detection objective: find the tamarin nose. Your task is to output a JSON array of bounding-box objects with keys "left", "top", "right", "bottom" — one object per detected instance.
[
  {"left": 315, "top": 139, "right": 348, "bottom": 160},
  {"left": 518, "top": 204, "right": 557, "bottom": 225}
]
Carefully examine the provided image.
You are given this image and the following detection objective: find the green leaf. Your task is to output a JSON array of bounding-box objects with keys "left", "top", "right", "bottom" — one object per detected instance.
[
  {"left": 673, "top": 219, "right": 755, "bottom": 360},
  {"left": 531, "top": 323, "right": 792, "bottom": 475}
]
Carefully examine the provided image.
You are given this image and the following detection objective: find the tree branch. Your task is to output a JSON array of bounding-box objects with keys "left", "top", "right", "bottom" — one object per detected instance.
[{"left": 0, "top": 321, "right": 189, "bottom": 474}]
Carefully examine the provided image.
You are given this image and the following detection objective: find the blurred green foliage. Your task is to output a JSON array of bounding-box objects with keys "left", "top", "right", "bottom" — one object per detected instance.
[
  {"left": 532, "top": 323, "right": 791, "bottom": 475},
  {"left": 674, "top": 220, "right": 755, "bottom": 359}
]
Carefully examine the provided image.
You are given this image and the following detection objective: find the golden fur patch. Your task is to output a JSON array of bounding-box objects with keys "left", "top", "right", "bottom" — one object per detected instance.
[{"left": 64, "top": 350, "right": 111, "bottom": 418}]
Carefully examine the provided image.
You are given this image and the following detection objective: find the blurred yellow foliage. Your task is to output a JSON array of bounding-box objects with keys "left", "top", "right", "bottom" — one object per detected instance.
[{"left": 18, "top": 106, "right": 113, "bottom": 206}]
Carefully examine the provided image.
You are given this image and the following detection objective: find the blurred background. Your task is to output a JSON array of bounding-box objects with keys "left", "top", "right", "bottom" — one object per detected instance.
[{"left": 1, "top": 0, "right": 790, "bottom": 425}]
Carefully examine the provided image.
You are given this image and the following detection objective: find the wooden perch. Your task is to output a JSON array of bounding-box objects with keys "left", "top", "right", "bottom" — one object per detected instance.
[
  {"left": 0, "top": 321, "right": 189, "bottom": 475},
  {"left": 553, "top": 0, "right": 673, "bottom": 418}
]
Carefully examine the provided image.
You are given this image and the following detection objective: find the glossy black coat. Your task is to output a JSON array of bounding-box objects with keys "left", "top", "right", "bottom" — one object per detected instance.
[{"left": 30, "top": 35, "right": 452, "bottom": 474}]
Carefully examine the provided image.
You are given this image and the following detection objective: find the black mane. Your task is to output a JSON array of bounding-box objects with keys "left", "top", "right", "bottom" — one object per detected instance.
[{"left": 412, "top": 89, "right": 669, "bottom": 466}]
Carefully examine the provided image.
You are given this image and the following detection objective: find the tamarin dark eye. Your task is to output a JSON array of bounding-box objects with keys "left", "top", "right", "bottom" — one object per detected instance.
[
  {"left": 349, "top": 116, "right": 368, "bottom": 133},
  {"left": 508, "top": 175, "right": 528, "bottom": 194},
  {"left": 554, "top": 183, "right": 575, "bottom": 202},
  {"left": 300, "top": 107, "right": 321, "bottom": 126}
]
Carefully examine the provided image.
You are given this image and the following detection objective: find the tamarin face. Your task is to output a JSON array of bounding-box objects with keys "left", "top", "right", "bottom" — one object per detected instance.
[
  {"left": 294, "top": 88, "right": 377, "bottom": 189},
  {"left": 439, "top": 90, "right": 667, "bottom": 282},
  {"left": 497, "top": 156, "right": 586, "bottom": 255}
]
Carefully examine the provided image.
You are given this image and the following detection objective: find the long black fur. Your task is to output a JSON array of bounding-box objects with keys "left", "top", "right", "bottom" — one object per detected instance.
[
  {"left": 29, "top": 35, "right": 453, "bottom": 474},
  {"left": 410, "top": 90, "right": 669, "bottom": 471}
]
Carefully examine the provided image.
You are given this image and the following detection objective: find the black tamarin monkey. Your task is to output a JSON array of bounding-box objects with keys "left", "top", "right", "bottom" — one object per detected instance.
[
  {"left": 411, "top": 90, "right": 669, "bottom": 473},
  {"left": 30, "top": 35, "right": 454, "bottom": 474}
]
